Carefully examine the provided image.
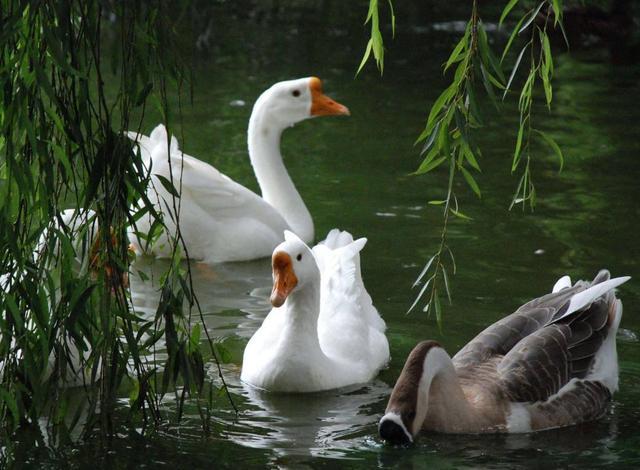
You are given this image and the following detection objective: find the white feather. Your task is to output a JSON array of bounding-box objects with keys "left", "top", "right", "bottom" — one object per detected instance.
[
  {"left": 506, "top": 403, "right": 532, "bottom": 433},
  {"left": 556, "top": 276, "right": 630, "bottom": 322},
  {"left": 242, "top": 229, "right": 389, "bottom": 392},
  {"left": 588, "top": 299, "right": 623, "bottom": 392},
  {"left": 552, "top": 275, "right": 572, "bottom": 293}
]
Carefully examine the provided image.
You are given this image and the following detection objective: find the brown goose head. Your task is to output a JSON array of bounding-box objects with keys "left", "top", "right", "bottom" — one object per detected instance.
[{"left": 379, "top": 340, "right": 445, "bottom": 445}]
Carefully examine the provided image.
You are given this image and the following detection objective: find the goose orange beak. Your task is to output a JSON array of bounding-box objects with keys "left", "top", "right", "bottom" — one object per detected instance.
[
  {"left": 309, "top": 77, "right": 350, "bottom": 116},
  {"left": 270, "top": 252, "right": 298, "bottom": 307}
]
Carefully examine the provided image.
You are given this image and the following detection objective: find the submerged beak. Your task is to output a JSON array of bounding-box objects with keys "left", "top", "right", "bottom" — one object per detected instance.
[
  {"left": 270, "top": 252, "right": 298, "bottom": 307},
  {"left": 309, "top": 76, "right": 350, "bottom": 117},
  {"left": 379, "top": 412, "right": 414, "bottom": 446}
]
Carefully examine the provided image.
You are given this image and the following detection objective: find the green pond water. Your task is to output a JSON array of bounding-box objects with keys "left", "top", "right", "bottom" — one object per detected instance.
[{"left": 12, "top": 1, "right": 640, "bottom": 468}]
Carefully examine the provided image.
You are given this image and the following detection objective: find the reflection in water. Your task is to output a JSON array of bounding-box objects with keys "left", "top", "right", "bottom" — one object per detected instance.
[{"left": 225, "top": 381, "right": 390, "bottom": 461}]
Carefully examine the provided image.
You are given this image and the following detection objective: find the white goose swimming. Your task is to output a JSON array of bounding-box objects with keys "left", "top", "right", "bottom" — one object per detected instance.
[
  {"left": 127, "top": 77, "right": 349, "bottom": 263},
  {"left": 379, "top": 270, "right": 630, "bottom": 443},
  {"left": 241, "top": 230, "right": 389, "bottom": 392},
  {"left": 1, "top": 209, "right": 129, "bottom": 387}
]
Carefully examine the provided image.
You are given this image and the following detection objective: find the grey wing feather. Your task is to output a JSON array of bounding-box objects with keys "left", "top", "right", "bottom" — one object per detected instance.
[
  {"left": 453, "top": 270, "right": 618, "bottom": 403},
  {"left": 497, "top": 291, "right": 613, "bottom": 402},
  {"left": 452, "top": 285, "right": 580, "bottom": 369}
]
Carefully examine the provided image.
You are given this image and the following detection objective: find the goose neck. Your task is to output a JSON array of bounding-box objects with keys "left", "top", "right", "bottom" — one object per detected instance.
[
  {"left": 282, "top": 280, "right": 321, "bottom": 336},
  {"left": 417, "top": 348, "right": 476, "bottom": 432},
  {"left": 247, "top": 106, "right": 314, "bottom": 243}
]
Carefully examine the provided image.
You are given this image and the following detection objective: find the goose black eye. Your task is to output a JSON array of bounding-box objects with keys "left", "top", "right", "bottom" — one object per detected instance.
[
  {"left": 296, "top": 254, "right": 302, "bottom": 261},
  {"left": 292, "top": 89, "right": 301, "bottom": 97},
  {"left": 407, "top": 411, "right": 416, "bottom": 420}
]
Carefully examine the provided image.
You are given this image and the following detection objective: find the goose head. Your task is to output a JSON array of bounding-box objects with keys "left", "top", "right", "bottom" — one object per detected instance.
[
  {"left": 252, "top": 77, "right": 350, "bottom": 131},
  {"left": 379, "top": 340, "right": 447, "bottom": 445},
  {"left": 270, "top": 230, "right": 319, "bottom": 307}
]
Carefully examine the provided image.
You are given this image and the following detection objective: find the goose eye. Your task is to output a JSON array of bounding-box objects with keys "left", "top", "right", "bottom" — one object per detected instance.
[
  {"left": 407, "top": 411, "right": 416, "bottom": 420},
  {"left": 296, "top": 254, "right": 302, "bottom": 261},
  {"left": 292, "top": 89, "right": 301, "bottom": 97}
]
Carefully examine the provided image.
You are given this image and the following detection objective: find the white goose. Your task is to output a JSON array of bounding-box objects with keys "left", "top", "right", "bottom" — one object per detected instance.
[
  {"left": 1, "top": 209, "right": 129, "bottom": 387},
  {"left": 379, "top": 270, "right": 630, "bottom": 443},
  {"left": 241, "top": 230, "right": 390, "bottom": 392},
  {"left": 127, "top": 77, "right": 349, "bottom": 263}
]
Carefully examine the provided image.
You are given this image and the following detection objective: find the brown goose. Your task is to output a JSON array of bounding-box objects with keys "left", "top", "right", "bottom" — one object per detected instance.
[{"left": 379, "top": 270, "right": 630, "bottom": 444}]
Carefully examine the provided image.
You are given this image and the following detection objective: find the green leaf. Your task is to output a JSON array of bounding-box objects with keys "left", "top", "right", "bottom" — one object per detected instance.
[
  {"left": 534, "top": 129, "right": 564, "bottom": 172},
  {"left": 372, "top": 29, "right": 385, "bottom": 73},
  {"left": 387, "top": 0, "right": 396, "bottom": 37},
  {"left": 466, "top": 83, "right": 484, "bottom": 125},
  {"left": 434, "top": 289, "right": 442, "bottom": 325},
  {"left": 542, "top": 69, "right": 552, "bottom": 109},
  {"left": 189, "top": 323, "right": 202, "bottom": 351},
  {"left": 477, "top": 23, "right": 505, "bottom": 83},
  {"left": 155, "top": 174, "right": 181, "bottom": 198},
  {"left": 500, "top": 0, "right": 520, "bottom": 26},
  {"left": 444, "top": 31, "right": 468, "bottom": 72},
  {"left": 426, "top": 84, "right": 455, "bottom": 133},
  {"left": 0, "top": 389, "right": 19, "bottom": 428},
  {"left": 512, "top": 122, "right": 524, "bottom": 171},
  {"left": 558, "top": 17, "right": 571, "bottom": 49},
  {"left": 460, "top": 166, "right": 481, "bottom": 198},
  {"left": 449, "top": 208, "right": 473, "bottom": 220},
  {"left": 419, "top": 122, "right": 440, "bottom": 154},
  {"left": 437, "top": 117, "right": 451, "bottom": 159},
  {"left": 461, "top": 141, "right": 481, "bottom": 171},
  {"left": 542, "top": 32, "right": 553, "bottom": 77},
  {"left": 504, "top": 43, "right": 528, "bottom": 99},
  {"left": 413, "top": 254, "right": 436, "bottom": 288},
  {"left": 365, "top": 0, "right": 377, "bottom": 23},
  {"left": 501, "top": 14, "right": 527, "bottom": 63},
  {"left": 552, "top": 0, "right": 563, "bottom": 26},
  {"left": 428, "top": 200, "right": 446, "bottom": 205},
  {"left": 415, "top": 155, "right": 447, "bottom": 175},
  {"left": 408, "top": 277, "right": 432, "bottom": 313},
  {"left": 356, "top": 39, "right": 373, "bottom": 76},
  {"left": 446, "top": 245, "right": 457, "bottom": 274},
  {"left": 442, "top": 266, "right": 452, "bottom": 304},
  {"left": 519, "top": 2, "right": 546, "bottom": 34},
  {"left": 518, "top": 69, "right": 535, "bottom": 112}
]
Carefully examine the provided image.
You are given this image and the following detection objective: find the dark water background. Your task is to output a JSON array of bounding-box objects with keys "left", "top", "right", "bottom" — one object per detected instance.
[{"left": 11, "top": 1, "right": 640, "bottom": 468}]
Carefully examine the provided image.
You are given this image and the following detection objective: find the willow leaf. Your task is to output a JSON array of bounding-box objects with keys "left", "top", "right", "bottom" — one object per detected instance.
[
  {"left": 534, "top": 129, "right": 564, "bottom": 171},
  {"left": 460, "top": 166, "right": 481, "bottom": 198},
  {"left": 356, "top": 39, "right": 373, "bottom": 75},
  {"left": 519, "top": 2, "right": 546, "bottom": 34},
  {"left": 504, "top": 43, "right": 528, "bottom": 99},
  {"left": 500, "top": 0, "right": 520, "bottom": 26},
  {"left": 413, "top": 254, "right": 436, "bottom": 288}
]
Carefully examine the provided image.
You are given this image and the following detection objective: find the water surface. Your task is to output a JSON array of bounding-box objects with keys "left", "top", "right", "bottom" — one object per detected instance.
[{"left": 19, "top": 1, "right": 640, "bottom": 467}]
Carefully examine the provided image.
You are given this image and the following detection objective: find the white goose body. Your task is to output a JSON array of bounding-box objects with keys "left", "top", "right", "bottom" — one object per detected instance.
[
  {"left": 379, "top": 270, "right": 630, "bottom": 443},
  {"left": 127, "top": 77, "right": 349, "bottom": 263},
  {"left": 1, "top": 209, "right": 116, "bottom": 388},
  {"left": 241, "top": 230, "right": 389, "bottom": 392}
]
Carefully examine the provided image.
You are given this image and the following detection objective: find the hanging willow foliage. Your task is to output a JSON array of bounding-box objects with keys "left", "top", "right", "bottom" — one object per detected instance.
[
  {"left": 359, "top": 0, "right": 567, "bottom": 324},
  {"left": 0, "top": 0, "right": 230, "bottom": 446}
]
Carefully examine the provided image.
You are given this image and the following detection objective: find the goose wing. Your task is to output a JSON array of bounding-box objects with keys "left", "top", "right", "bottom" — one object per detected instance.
[
  {"left": 454, "top": 271, "right": 628, "bottom": 403},
  {"left": 452, "top": 272, "right": 626, "bottom": 369},
  {"left": 313, "top": 231, "right": 389, "bottom": 370},
  {"left": 128, "top": 124, "right": 280, "bottom": 216},
  {"left": 452, "top": 287, "right": 580, "bottom": 369}
]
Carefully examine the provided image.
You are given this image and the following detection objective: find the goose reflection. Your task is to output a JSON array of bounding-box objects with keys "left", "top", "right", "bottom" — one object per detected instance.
[{"left": 223, "top": 379, "right": 391, "bottom": 459}]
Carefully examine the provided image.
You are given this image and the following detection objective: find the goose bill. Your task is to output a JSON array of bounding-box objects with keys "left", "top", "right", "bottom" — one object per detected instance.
[
  {"left": 309, "top": 77, "right": 350, "bottom": 116},
  {"left": 270, "top": 252, "right": 298, "bottom": 307}
]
